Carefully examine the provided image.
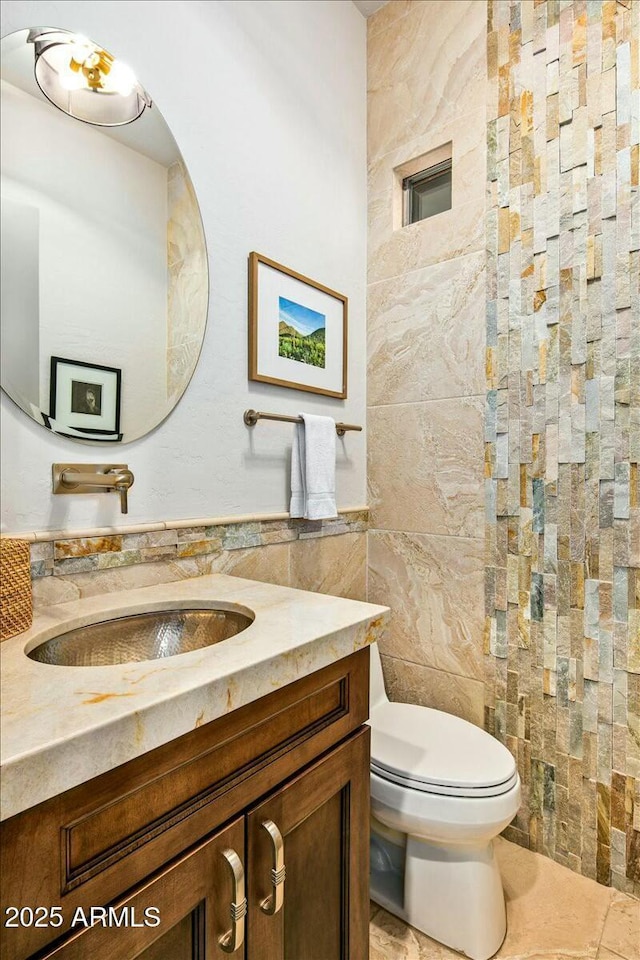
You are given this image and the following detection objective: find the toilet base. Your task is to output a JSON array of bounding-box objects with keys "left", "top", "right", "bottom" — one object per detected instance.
[{"left": 374, "top": 835, "right": 507, "bottom": 960}]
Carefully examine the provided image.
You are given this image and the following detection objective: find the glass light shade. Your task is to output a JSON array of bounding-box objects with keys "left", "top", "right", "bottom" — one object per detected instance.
[
  {"left": 28, "top": 28, "right": 151, "bottom": 126},
  {"left": 1, "top": 26, "right": 209, "bottom": 446}
]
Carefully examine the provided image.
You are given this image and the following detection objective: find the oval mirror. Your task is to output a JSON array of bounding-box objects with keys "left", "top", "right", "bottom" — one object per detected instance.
[{"left": 0, "top": 27, "right": 208, "bottom": 443}]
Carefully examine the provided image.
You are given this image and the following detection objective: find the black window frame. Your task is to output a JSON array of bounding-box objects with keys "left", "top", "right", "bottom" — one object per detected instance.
[{"left": 402, "top": 158, "right": 453, "bottom": 226}]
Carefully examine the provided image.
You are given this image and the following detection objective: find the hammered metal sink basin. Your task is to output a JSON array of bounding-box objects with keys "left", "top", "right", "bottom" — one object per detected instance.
[{"left": 27, "top": 607, "right": 254, "bottom": 667}]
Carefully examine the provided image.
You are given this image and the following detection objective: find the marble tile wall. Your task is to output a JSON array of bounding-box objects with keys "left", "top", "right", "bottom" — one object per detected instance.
[
  {"left": 485, "top": 0, "right": 639, "bottom": 893},
  {"left": 166, "top": 159, "right": 208, "bottom": 403},
  {"left": 23, "top": 512, "right": 368, "bottom": 611},
  {"left": 366, "top": 0, "right": 489, "bottom": 725}
]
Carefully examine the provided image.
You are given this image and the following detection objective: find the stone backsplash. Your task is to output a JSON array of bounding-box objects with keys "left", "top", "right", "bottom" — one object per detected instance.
[{"left": 22, "top": 511, "right": 368, "bottom": 611}]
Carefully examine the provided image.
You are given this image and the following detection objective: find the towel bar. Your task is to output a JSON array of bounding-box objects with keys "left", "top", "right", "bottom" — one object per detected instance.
[{"left": 243, "top": 409, "right": 362, "bottom": 437}]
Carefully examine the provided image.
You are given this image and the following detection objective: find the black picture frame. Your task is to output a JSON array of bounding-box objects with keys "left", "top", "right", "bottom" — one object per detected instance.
[{"left": 49, "top": 356, "right": 122, "bottom": 438}]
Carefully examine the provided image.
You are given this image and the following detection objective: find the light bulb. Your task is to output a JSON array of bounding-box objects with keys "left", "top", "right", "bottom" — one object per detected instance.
[
  {"left": 42, "top": 42, "right": 87, "bottom": 90},
  {"left": 69, "top": 38, "right": 93, "bottom": 66},
  {"left": 58, "top": 69, "right": 85, "bottom": 91},
  {"left": 71, "top": 37, "right": 95, "bottom": 66},
  {"left": 107, "top": 60, "right": 136, "bottom": 96}
]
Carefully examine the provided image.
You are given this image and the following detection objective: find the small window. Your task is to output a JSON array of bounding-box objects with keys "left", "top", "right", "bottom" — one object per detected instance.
[{"left": 403, "top": 159, "right": 452, "bottom": 225}]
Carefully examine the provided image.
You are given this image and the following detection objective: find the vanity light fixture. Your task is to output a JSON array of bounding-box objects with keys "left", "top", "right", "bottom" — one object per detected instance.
[{"left": 28, "top": 28, "right": 151, "bottom": 126}]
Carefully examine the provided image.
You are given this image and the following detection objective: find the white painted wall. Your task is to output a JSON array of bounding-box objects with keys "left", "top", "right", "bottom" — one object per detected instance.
[
  {"left": 0, "top": 0, "right": 367, "bottom": 533},
  {"left": 2, "top": 80, "right": 167, "bottom": 434},
  {"left": 0, "top": 197, "right": 40, "bottom": 408}
]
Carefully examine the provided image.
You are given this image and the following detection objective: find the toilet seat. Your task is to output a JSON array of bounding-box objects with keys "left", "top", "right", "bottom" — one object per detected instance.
[
  {"left": 369, "top": 701, "right": 517, "bottom": 799},
  {"left": 370, "top": 762, "right": 519, "bottom": 798}
]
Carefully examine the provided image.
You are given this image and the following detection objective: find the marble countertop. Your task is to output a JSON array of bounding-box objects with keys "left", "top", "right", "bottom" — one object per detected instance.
[{"left": 0, "top": 574, "right": 388, "bottom": 821}]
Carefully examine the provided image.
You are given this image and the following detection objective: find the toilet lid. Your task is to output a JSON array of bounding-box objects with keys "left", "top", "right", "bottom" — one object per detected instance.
[{"left": 369, "top": 701, "right": 517, "bottom": 795}]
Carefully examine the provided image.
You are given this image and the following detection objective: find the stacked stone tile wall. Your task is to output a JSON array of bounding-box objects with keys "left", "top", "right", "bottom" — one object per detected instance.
[{"left": 485, "top": 0, "right": 639, "bottom": 892}]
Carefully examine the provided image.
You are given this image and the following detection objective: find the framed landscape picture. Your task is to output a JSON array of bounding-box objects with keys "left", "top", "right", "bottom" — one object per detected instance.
[
  {"left": 248, "top": 252, "right": 347, "bottom": 398},
  {"left": 49, "top": 356, "right": 121, "bottom": 437}
]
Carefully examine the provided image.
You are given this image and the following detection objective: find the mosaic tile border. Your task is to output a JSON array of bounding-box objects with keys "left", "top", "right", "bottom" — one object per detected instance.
[{"left": 20, "top": 509, "right": 369, "bottom": 580}]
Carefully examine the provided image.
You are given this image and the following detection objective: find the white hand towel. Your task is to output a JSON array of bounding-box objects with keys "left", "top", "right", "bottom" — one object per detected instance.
[
  {"left": 289, "top": 413, "right": 337, "bottom": 520},
  {"left": 290, "top": 421, "right": 306, "bottom": 518}
]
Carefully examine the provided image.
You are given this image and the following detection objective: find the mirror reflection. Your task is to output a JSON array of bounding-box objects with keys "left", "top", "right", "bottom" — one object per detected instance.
[{"left": 1, "top": 28, "right": 208, "bottom": 443}]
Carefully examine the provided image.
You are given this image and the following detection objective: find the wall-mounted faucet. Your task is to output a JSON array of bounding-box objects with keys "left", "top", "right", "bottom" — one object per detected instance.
[{"left": 52, "top": 464, "right": 135, "bottom": 514}]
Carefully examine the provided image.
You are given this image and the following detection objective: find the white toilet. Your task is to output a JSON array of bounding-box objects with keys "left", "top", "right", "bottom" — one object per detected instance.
[{"left": 368, "top": 643, "right": 521, "bottom": 960}]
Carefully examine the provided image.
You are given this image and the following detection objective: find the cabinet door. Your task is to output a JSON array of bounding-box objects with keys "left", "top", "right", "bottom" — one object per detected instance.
[
  {"left": 247, "top": 727, "right": 370, "bottom": 960},
  {"left": 37, "top": 818, "right": 246, "bottom": 960}
]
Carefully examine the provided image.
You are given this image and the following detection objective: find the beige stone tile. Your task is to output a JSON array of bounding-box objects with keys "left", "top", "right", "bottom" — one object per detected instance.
[
  {"left": 370, "top": 905, "right": 462, "bottom": 959},
  {"left": 120, "top": 529, "right": 179, "bottom": 550},
  {"left": 212, "top": 543, "right": 290, "bottom": 588},
  {"left": 368, "top": 105, "right": 486, "bottom": 205},
  {"left": 32, "top": 559, "right": 190, "bottom": 609},
  {"left": 368, "top": 398, "right": 484, "bottom": 538},
  {"left": 54, "top": 536, "right": 124, "bottom": 559},
  {"left": 32, "top": 575, "right": 82, "bottom": 609},
  {"left": 166, "top": 159, "right": 207, "bottom": 399},
  {"left": 29, "top": 541, "right": 54, "bottom": 561},
  {"left": 33, "top": 523, "right": 166, "bottom": 542},
  {"left": 368, "top": 841, "right": 637, "bottom": 960},
  {"left": 367, "top": 0, "right": 414, "bottom": 40},
  {"left": 290, "top": 532, "right": 366, "bottom": 600},
  {"left": 369, "top": 531, "right": 484, "bottom": 681},
  {"left": 31, "top": 545, "right": 291, "bottom": 609},
  {"left": 368, "top": 195, "right": 485, "bottom": 285},
  {"left": 380, "top": 654, "right": 485, "bottom": 726},
  {"left": 494, "top": 836, "right": 613, "bottom": 959},
  {"left": 599, "top": 892, "right": 640, "bottom": 960},
  {"left": 12, "top": 512, "right": 367, "bottom": 545},
  {"left": 167, "top": 341, "right": 202, "bottom": 404},
  {"left": 367, "top": 252, "right": 485, "bottom": 406},
  {"left": 368, "top": 0, "right": 486, "bottom": 163},
  {"left": 31, "top": 535, "right": 363, "bottom": 612}
]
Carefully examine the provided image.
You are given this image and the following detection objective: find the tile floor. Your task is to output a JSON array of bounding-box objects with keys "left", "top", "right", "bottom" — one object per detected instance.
[{"left": 369, "top": 837, "right": 640, "bottom": 960}]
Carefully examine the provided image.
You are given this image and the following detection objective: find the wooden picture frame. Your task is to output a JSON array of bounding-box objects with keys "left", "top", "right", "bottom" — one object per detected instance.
[{"left": 248, "top": 252, "right": 347, "bottom": 399}]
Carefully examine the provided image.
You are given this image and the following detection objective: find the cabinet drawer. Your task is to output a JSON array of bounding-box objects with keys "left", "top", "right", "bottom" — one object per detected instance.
[
  {"left": 66, "top": 666, "right": 351, "bottom": 886},
  {"left": 0, "top": 648, "right": 369, "bottom": 960}
]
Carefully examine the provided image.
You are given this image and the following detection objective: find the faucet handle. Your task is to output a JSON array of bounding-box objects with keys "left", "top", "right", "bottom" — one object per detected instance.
[
  {"left": 52, "top": 464, "right": 134, "bottom": 515},
  {"left": 117, "top": 484, "right": 129, "bottom": 515},
  {"left": 111, "top": 468, "right": 134, "bottom": 515}
]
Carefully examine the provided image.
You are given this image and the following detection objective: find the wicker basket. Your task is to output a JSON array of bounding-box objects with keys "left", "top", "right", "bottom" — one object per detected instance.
[{"left": 0, "top": 538, "right": 33, "bottom": 641}]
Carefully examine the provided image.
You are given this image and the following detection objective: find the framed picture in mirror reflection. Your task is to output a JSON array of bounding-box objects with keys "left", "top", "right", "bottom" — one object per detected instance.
[{"left": 49, "top": 357, "right": 121, "bottom": 439}]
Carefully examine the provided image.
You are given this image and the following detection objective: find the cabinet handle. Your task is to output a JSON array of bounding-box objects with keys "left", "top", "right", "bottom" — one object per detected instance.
[
  {"left": 218, "top": 848, "right": 247, "bottom": 953},
  {"left": 260, "top": 819, "right": 286, "bottom": 916}
]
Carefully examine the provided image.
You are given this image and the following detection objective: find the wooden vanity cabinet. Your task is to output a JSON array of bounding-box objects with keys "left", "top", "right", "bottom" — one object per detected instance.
[
  {"left": 1, "top": 648, "right": 370, "bottom": 960},
  {"left": 247, "top": 730, "right": 369, "bottom": 960},
  {"left": 36, "top": 818, "right": 246, "bottom": 960}
]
